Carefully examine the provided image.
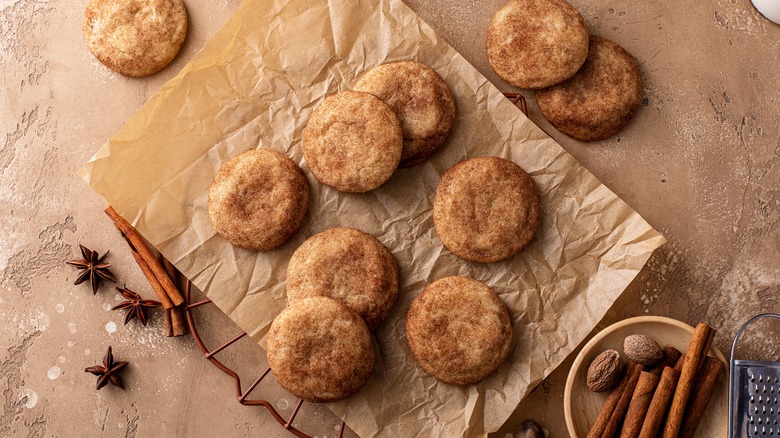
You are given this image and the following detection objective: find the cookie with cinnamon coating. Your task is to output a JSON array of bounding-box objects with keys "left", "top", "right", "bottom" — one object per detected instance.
[
  {"left": 267, "top": 297, "right": 374, "bottom": 402},
  {"left": 433, "top": 157, "right": 540, "bottom": 263},
  {"left": 303, "top": 91, "right": 403, "bottom": 192},
  {"left": 536, "top": 36, "right": 644, "bottom": 141},
  {"left": 82, "top": 0, "right": 188, "bottom": 77},
  {"left": 354, "top": 61, "right": 456, "bottom": 167},
  {"left": 208, "top": 149, "right": 309, "bottom": 251},
  {"left": 286, "top": 228, "right": 399, "bottom": 330},
  {"left": 487, "top": 0, "right": 588, "bottom": 89},
  {"left": 406, "top": 276, "right": 513, "bottom": 385}
]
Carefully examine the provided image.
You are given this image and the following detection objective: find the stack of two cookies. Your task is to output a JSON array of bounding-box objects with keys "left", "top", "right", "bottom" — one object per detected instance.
[
  {"left": 303, "top": 61, "right": 457, "bottom": 192},
  {"left": 487, "top": 0, "right": 644, "bottom": 141},
  {"left": 267, "top": 227, "right": 399, "bottom": 402}
]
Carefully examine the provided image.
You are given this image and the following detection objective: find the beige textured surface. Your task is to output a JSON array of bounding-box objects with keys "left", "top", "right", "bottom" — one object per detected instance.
[{"left": 2, "top": 1, "right": 780, "bottom": 438}]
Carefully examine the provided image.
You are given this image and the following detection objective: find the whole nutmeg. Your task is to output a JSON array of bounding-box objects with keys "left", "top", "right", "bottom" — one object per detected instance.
[
  {"left": 586, "top": 349, "right": 623, "bottom": 392},
  {"left": 623, "top": 334, "right": 663, "bottom": 366},
  {"left": 516, "top": 419, "right": 545, "bottom": 438}
]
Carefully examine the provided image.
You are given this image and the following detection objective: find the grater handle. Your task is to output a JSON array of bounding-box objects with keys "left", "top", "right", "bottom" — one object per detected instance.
[{"left": 728, "top": 313, "right": 780, "bottom": 438}]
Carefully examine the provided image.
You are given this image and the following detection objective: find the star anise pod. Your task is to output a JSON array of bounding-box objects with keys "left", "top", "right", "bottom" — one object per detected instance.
[
  {"left": 85, "top": 346, "right": 129, "bottom": 390},
  {"left": 112, "top": 287, "right": 161, "bottom": 326},
  {"left": 66, "top": 244, "right": 116, "bottom": 294}
]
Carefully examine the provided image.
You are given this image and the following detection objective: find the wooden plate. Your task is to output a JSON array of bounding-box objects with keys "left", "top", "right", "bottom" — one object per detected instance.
[{"left": 563, "top": 316, "right": 728, "bottom": 437}]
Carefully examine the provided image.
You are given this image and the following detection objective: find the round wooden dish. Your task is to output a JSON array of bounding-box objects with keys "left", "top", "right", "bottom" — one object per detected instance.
[{"left": 563, "top": 316, "right": 728, "bottom": 437}]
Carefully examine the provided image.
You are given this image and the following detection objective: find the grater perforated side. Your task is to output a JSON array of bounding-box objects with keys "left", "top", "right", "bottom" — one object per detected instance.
[{"left": 729, "top": 314, "right": 780, "bottom": 438}]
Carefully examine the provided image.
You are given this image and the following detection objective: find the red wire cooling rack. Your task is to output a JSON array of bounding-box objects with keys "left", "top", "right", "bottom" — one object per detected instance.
[{"left": 182, "top": 93, "right": 528, "bottom": 437}]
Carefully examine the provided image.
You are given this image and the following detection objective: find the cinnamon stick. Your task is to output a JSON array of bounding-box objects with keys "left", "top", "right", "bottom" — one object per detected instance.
[
  {"left": 603, "top": 362, "right": 644, "bottom": 438},
  {"left": 163, "top": 308, "right": 174, "bottom": 337},
  {"left": 638, "top": 366, "right": 681, "bottom": 438},
  {"left": 127, "top": 246, "right": 174, "bottom": 309},
  {"left": 679, "top": 357, "right": 724, "bottom": 438},
  {"left": 661, "top": 323, "right": 714, "bottom": 438},
  {"left": 588, "top": 361, "right": 641, "bottom": 438},
  {"left": 619, "top": 371, "right": 660, "bottom": 438},
  {"left": 161, "top": 255, "right": 188, "bottom": 337},
  {"left": 649, "top": 346, "right": 682, "bottom": 377},
  {"left": 105, "top": 206, "right": 184, "bottom": 306}
]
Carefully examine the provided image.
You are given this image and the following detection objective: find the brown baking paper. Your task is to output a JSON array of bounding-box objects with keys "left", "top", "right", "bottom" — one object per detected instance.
[{"left": 79, "top": 0, "right": 666, "bottom": 436}]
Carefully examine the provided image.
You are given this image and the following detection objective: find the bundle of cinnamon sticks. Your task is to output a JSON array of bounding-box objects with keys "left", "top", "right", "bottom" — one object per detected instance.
[
  {"left": 105, "top": 206, "right": 188, "bottom": 337},
  {"left": 588, "top": 323, "right": 724, "bottom": 438}
]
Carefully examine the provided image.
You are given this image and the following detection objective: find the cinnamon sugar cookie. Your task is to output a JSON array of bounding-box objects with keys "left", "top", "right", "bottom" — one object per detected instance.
[
  {"left": 208, "top": 149, "right": 309, "bottom": 251},
  {"left": 354, "top": 61, "right": 456, "bottom": 167},
  {"left": 83, "top": 0, "right": 188, "bottom": 77},
  {"left": 433, "top": 157, "right": 540, "bottom": 263},
  {"left": 406, "top": 276, "right": 513, "bottom": 385},
  {"left": 303, "top": 91, "right": 403, "bottom": 192},
  {"left": 267, "top": 297, "right": 374, "bottom": 402},
  {"left": 487, "top": 0, "right": 588, "bottom": 89},
  {"left": 536, "top": 36, "right": 644, "bottom": 141},
  {"left": 286, "top": 228, "right": 399, "bottom": 330}
]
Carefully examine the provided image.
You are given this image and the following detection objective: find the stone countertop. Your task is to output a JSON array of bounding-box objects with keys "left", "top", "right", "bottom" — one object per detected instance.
[{"left": 2, "top": 0, "right": 779, "bottom": 436}]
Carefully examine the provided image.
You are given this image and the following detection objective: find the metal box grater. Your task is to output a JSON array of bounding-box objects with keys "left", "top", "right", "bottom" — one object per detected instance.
[{"left": 729, "top": 314, "right": 780, "bottom": 437}]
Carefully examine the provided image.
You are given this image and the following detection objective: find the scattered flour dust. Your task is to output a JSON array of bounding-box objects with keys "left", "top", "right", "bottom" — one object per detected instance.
[
  {"left": 47, "top": 365, "right": 61, "bottom": 380},
  {"left": 17, "top": 308, "right": 50, "bottom": 333},
  {"left": 68, "top": 322, "right": 77, "bottom": 334},
  {"left": 19, "top": 388, "right": 38, "bottom": 409},
  {"left": 84, "top": 348, "right": 90, "bottom": 356},
  {"left": 57, "top": 355, "right": 66, "bottom": 364}
]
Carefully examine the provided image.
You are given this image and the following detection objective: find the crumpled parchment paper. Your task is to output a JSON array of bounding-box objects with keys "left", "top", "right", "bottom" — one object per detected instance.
[{"left": 80, "top": 0, "right": 666, "bottom": 436}]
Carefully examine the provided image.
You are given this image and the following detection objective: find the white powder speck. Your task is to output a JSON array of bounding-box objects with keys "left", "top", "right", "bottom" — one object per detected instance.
[
  {"left": 105, "top": 321, "right": 117, "bottom": 333},
  {"left": 102, "top": 303, "right": 112, "bottom": 311},
  {"left": 20, "top": 389, "right": 38, "bottom": 408},
  {"left": 47, "top": 366, "right": 61, "bottom": 380},
  {"left": 504, "top": 434, "right": 513, "bottom": 438},
  {"left": 30, "top": 309, "right": 50, "bottom": 332},
  {"left": 55, "top": 304, "right": 65, "bottom": 313},
  {"left": 57, "top": 356, "right": 66, "bottom": 364},
  {"left": 68, "top": 323, "right": 77, "bottom": 334},
  {"left": 84, "top": 348, "right": 91, "bottom": 356},
  {"left": 276, "top": 398, "right": 289, "bottom": 410},
  {"left": 67, "top": 341, "right": 76, "bottom": 348},
  {"left": 334, "top": 424, "right": 340, "bottom": 431}
]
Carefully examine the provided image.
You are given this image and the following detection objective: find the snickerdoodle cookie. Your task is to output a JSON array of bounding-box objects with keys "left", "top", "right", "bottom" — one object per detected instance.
[
  {"left": 406, "top": 276, "right": 513, "bottom": 385},
  {"left": 83, "top": 0, "right": 188, "bottom": 77},
  {"left": 354, "top": 61, "right": 456, "bottom": 167},
  {"left": 536, "top": 36, "right": 644, "bottom": 141},
  {"left": 267, "top": 297, "right": 374, "bottom": 402},
  {"left": 433, "top": 157, "right": 540, "bottom": 263},
  {"left": 286, "top": 228, "right": 399, "bottom": 330},
  {"left": 208, "top": 149, "right": 308, "bottom": 251},
  {"left": 303, "top": 91, "right": 403, "bottom": 192},
  {"left": 486, "top": 0, "right": 588, "bottom": 89}
]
